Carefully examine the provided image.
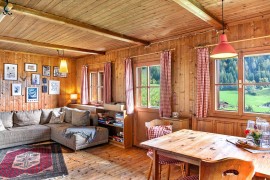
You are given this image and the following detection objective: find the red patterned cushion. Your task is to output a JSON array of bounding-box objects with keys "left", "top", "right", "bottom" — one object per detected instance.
[
  {"left": 147, "top": 150, "right": 183, "bottom": 165},
  {"left": 147, "top": 125, "right": 172, "bottom": 140}
]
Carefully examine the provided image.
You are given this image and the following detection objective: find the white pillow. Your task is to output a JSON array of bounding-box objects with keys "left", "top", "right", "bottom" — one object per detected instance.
[
  {"left": 0, "top": 119, "right": 6, "bottom": 131},
  {"left": 49, "top": 111, "right": 65, "bottom": 124}
]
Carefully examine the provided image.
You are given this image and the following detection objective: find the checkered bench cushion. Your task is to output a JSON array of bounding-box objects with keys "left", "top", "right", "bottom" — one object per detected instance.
[
  {"left": 147, "top": 125, "right": 172, "bottom": 140},
  {"left": 147, "top": 150, "right": 184, "bottom": 165}
]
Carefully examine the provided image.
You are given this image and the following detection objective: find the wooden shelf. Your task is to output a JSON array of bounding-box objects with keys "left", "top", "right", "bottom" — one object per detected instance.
[{"left": 98, "top": 122, "right": 124, "bottom": 129}]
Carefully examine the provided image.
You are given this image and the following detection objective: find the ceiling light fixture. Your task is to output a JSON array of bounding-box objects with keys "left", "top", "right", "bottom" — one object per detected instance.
[
  {"left": 58, "top": 50, "right": 68, "bottom": 73},
  {"left": 210, "top": 0, "right": 237, "bottom": 59},
  {"left": 0, "top": 0, "right": 13, "bottom": 22}
]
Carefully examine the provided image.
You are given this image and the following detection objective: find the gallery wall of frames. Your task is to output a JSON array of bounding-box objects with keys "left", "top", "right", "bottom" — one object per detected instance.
[{"left": 0, "top": 50, "right": 76, "bottom": 112}]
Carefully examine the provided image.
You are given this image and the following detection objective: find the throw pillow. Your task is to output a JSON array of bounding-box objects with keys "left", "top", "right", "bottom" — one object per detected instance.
[
  {"left": 40, "top": 108, "right": 61, "bottom": 124},
  {"left": 147, "top": 125, "right": 172, "bottom": 140},
  {"left": 14, "top": 110, "right": 42, "bottom": 127},
  {"left": 0, "top": 112, "right": 13, "bottom": 128},
  {"left": 0, "top": 119, "right": 6, "bottom": 131},
  {"left": 61, "top": 107, "right": 76, "bottom": 123},
  {"left": 72, "top": 109, "right": 90, "bottom": 126},
  {"left": 49, "top": 111, "right": 65, "bottom": 124}
]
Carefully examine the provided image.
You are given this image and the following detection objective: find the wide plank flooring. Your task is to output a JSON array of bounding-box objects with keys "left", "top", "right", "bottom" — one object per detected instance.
[{"left": 54, "top": 143, "right": 191, "bottom": 180}]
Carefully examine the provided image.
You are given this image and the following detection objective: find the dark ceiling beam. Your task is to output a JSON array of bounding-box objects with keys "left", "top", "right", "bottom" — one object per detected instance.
[
  {"left": 172, "top": 0, "right": 223, "bottom": 29},
  {"left": 0, "top": 35, "right": 105, "bottom": 55},
  {"left": 0, "top": 1, "right": 149, "bottom": 45}
]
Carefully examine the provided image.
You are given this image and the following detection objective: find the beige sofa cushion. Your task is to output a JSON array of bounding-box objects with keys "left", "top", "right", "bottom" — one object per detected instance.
[
  {"left": 0, "top": 120, "right": 6, "bottom": 131},
  {"left": 0, "top": 112, "right": 13, "bottom": 128},
  {"left": 72, "top": 109, "right": 90, "bottom": 126},
  {"left": 49, "top": 111, "right": 65, "bottom": 124},
  {"left": 14, "top": 110, "right": 42, "bottom": 126},
  {"left": 40, "top": 108, "right": 61, "bottom": 124}
]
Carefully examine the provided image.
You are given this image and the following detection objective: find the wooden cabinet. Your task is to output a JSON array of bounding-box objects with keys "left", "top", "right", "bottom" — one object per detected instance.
[{"left": 160, "top": 117, "right": 189, "bottom": 132}]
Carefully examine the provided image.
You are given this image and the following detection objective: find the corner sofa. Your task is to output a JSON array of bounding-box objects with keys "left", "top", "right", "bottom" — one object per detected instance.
[{"left": 0, "top": 107, "right": 109, "bottom": 150}]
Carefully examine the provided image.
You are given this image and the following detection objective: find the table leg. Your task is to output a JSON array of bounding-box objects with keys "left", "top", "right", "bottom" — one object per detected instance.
[{"left": 153, "top": 149, "right": 160, "bottom": 180}]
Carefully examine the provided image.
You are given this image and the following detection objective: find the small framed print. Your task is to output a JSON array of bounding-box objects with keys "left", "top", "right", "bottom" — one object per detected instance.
[
  {"left": 59, "top": 72, "right": 67, "bottom": 78},
  {"left": 42, "top": 65, "right": 50, "bottom": 77},
  {"left": 49, "top": 80, "right": 60, "bottom": 95},
  {"left": 31, "top": 74, "right": 40, "bottom": 85},
  {"left": 12, "top": 83, "right": 22, "bottom": 96},
  {"left": 26, "top": 87, "right": 39, "bottom": 103},
  {"left": 4, "top": 64, "right": 18, "bottom": 81},
  {"left": 53, "top": 66, "right": 60, "bottom": 77},
  {"left": 25, "top": 63, "right": 37, "bottom": 72},
  {"left": 42, "top": 78, "right": 47, "bottom": 84},
  {"left": 42, "top": 85, "right": 47, "bottom": 93}
]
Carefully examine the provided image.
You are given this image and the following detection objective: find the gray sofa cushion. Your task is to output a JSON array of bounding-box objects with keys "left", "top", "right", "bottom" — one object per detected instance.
[
  {"left": 72, "top": 109, "right": 90, "bottom": 126},
  {"left": 61, "top": 107, "right": 76, "bottom": 123},
  {"left": 0, "top": 112, "right": 13, "bottom": 128},
  {"left": 40, "top": 108, "right": 61, "bottom": 124},
  {"left": 0, "top": 125, "right": 51, "bottom": 148},
  {"left": 0, "top": 120, "right": 6, "bottom": 131},
  {"left": 14, "top": 110, "right": 42, "bottom": 126},
  {"left": 49, "top": 111, "right": 65, "bottom": 124},
  {"left": 90, "top": 114, "right": 98, "bottom": 126}
]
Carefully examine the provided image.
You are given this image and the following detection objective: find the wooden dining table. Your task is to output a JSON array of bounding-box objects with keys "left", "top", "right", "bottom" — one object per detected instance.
[{"left": 140, "top": 129, "right": 270, "bottom": 180}]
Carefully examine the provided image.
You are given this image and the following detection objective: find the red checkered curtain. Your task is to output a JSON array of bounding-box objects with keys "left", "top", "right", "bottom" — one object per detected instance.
[
  {"left": 80, "top": 65, "right": 89, "bottom": 104},
  {"left": 103, "top": 62, "right": 112, "bottom": 103},
  {"left": 196, "top": 48, "right": 210, "bottom": 118},
  {"left": 125, "top": 58, "right": 134, "bottom": 114},
  {"left": 159, "top": 50, "right": 172, "bottom": 117}
]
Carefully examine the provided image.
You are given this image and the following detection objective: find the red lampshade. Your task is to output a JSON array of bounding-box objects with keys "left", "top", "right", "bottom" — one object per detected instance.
[{"left": 210, "top": 34, "right": 237, "bottom": 59}]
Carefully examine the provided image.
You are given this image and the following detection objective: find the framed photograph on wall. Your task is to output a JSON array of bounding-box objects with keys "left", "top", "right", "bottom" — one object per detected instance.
[
  {"left": 31, "top": 74, "right": 40, "bottom": 85},
  {"left": 26, "top": 87, "right": 39, "bottom": 102},
  {"left": 4, "top": 64, "right": 18, "bottom": 81},
  {"left": 59, "top": 72, "right": 67, "bottom": 78},
  {"left": 25, "top": 63, "right": 37, "bottom": 72},
  {"left": 42, "top": 78, "right": 47, "bottom": 84},
  {"left": 53, "top": 66, "right": 60, "bottom": 77},
  {"left": 42, "top": 65, "right": 50, "bottom": 76},
  {"left": 49, "top": 80, "right": 60, "bottom": 95},
  {"left": 42, "top": 85, "right": 47, "bottom": 93},
  {"left": 12, "top": 83, "right": 22, "bottom": 96}
]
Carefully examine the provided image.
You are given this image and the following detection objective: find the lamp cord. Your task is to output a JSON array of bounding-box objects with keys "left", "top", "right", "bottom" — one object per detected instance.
[{"left": 222, "top": 0, "right": 224, "bottom": 34}]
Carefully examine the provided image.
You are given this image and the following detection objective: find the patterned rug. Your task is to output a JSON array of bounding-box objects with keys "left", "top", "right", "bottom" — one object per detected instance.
[{"left": 0, "top": 143, "right": 68, "bottom": 180}]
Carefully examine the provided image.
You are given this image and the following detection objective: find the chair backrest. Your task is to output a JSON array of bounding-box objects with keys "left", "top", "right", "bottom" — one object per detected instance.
[
  {"left": 200, "top": 158, "right": 255, "bottom": 180},
  {"left": 145, "top": 119, "right": 172, "bottom": 140}
]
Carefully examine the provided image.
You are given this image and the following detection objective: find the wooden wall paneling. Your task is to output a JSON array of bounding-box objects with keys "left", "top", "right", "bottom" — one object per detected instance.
[
  {"left": 237, "top": 121, "right": 248, "bottom": 137},
  {"left": 214, "top": 119, "right": 236, "bottom": 136},
  {"left": 197, "top": 118, "right": 213, "bottom": 133}
]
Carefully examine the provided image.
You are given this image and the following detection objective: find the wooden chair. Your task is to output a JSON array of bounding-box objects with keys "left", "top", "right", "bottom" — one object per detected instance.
[
  {"left": 145, "top": 119, "right": 186, "bottom": 180},
  {"left": 178, "top": 158, "right": 255, "bottom": 180}
]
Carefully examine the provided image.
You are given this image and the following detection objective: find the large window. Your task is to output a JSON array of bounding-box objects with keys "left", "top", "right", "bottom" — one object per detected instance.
[
  {"left": 214, "top": 53, "right": 270, "bottom": 115},
  {"left": 136, "top": 65, "right": 160, "bottom": 108},
  {"left": 89, "top": 72, "right": 103, "bottom": 103}
]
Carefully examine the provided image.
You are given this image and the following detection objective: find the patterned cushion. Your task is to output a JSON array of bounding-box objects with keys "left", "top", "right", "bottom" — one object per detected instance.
[
  {"left": 49, "top": 111, "right": 65, "bottom": 124},
  {"left": 178, "top": 175, "right": 199, "bottom": 180},
  {"left": 0, "top": 119, "right": 6, "bottom": 131},
  {"left": 147, "top": 125, "right": 172, "bottom": 140}
]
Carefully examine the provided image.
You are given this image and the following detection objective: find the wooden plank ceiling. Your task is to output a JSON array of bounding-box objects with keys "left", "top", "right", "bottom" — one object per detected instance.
[{"left": 0, "top": 0, "right": 269, "bottom": 57}]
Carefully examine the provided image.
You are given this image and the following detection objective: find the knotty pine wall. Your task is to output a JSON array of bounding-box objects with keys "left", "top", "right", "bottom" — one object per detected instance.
[
  {"left": 76, "top": 17, "right": 270, "bottom": 145},
  {"left": 0, "top": 50, "right": 76, "bottom": 112}
]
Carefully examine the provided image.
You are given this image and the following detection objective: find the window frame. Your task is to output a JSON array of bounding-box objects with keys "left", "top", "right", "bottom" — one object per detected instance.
[
  {"left": 134, "top": 62, "right": 160, "bottom": 109},
  {"left": 210, "top": 48, "right": 270, "bottom": 119},
  {"left": 89, "top": 71, "right": 104, "bottom": 104}
]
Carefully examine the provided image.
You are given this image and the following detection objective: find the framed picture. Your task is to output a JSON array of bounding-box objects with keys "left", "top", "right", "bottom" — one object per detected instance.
[
  {"left": 12, "top": 83, "right": 22, "bottom": 96},
  {"left": 25, "top": 63, "right": 37, "bottom": 72},
  {"left": 42, "top": 85, "right": 47, "bottom": 93},
  {"left": 42, "top": 78, "right": 47, "bottom": 84},
  {"left": 42, "top": 65, "right": 50, "bottom": 76},
  {"left": 49, "top": 80, "right": 60, "bottom": 95},
  {"left": 53, "top": 66, "right": 60, "bottom": 77},
  {"left": 4, "top": 64, "right": 18, "bottom": 81},
  {"left": 26, "top": 87, "right": 39, "bottom": 102},
  {"left": 31, "top": 74, "right": 40, "bottom": 85}
]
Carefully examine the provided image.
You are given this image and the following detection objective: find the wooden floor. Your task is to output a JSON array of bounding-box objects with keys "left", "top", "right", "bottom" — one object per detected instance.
[{"left": 55, "top": 143, "right": 193, "bottom": 180}]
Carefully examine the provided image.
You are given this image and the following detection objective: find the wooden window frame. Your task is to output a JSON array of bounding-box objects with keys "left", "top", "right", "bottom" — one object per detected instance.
[
  {"left": 89, "top": 71, "right": 104, "bottom": 104},
  {"left": 210, "top": 48, "right": 270, "bottom": 120},
  {"left": 134, "top": 61, "right": 160, "bottom": 110}
]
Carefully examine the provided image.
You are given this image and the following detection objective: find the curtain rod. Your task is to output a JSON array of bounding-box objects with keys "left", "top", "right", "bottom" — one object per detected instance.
[
  {"left": 129, "top": 48, "right": 175, "bottom": 58},
  {"left": 194, "top": 34, "right": 270, "bottom": 49}
]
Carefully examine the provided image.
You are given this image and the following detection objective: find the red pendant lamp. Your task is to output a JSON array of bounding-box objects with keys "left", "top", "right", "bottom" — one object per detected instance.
[{"left": 210, "top": 0, "right": 237, "bottom": 59}]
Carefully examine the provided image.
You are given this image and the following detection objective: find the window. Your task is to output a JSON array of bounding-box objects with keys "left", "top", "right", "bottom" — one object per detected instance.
[
  {"left": 214, "top": 53, "right": 270, "bottom": 115},
  {"left": 136, "top": 65, "right": 160, "bottom": 108},
  {"left": 89, "top": 72, "right": 103, "bottom": 103}
]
